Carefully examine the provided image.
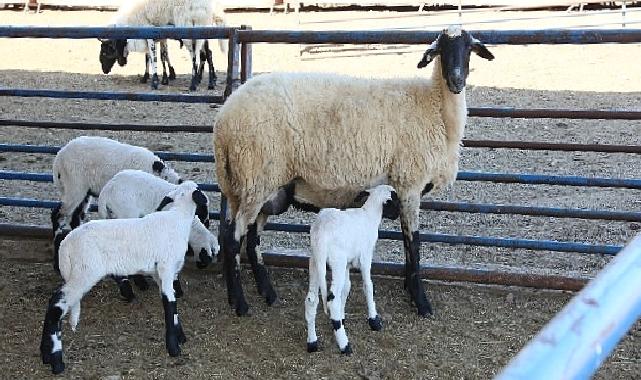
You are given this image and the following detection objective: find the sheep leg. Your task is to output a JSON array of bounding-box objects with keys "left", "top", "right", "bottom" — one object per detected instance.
[
  {"left": 222, "top": 221, "right": 250, "bottom": 315},
  {"left": 305, "top": 256, "right": 320, "bottom": 352},
  {"left": 159, "top": 268, "right": 184, "bottom": 357},
  {"left": 40, "top": 288, "right": 67, "bottom": 374},
  {"left": 162, "top": 39, "right": 177, "bottom": 80},
  {"left": 340, "top": 266, "right": 350, "bottom": 325},
  {"left": 146, "top": 39, "right": 159, "bottom": 90},
  {"left": 328, "top": 266, "right": 351, "bottom": 355},
  {"left": 361, "top": 261, "right": 382, "bottom": 331},
  {"left": 189, "top": 40, "right": 200, "bottom": 91},
  {"left": 173, "top": 273, "right": 184, "bottom": 299},
  {"left": 203, "top": 40, "right": 216, "bottom": 90},
  {"left": 160, "top": 40, "right": 170, "bottom": 85},
  {"left": 69, "top": 192, "right": 90, "bottom": 229},
  {"left": 399, "top": 198, "right": 432, "bottom": 317},
  {"left": 140, "top": 53, "right": 150, "bottom": 83},
  {"left": 112, "top": 275, "right": 136, "bottom": 302},
  {"left": 246, "top": 221, "right": 278, "bottom": 306}
]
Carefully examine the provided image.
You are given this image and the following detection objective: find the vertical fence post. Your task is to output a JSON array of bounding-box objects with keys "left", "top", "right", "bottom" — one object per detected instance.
[
  {"left": 224, "top": 28, "right": 239, "bottom": 99},
  {"left": 240, "top": 25, "right": 253, "bottom": 84},
  {"left": 622, "top": 0, "right": 627, "bottom": 28}
]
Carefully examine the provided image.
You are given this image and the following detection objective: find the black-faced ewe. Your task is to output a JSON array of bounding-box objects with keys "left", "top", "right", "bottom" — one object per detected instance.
[
  {"left": 39, "top": 181, "right": 205, "bottom": 375},
  {"left": 306, "top": 185, "right": 394, "bottom": 354},
  {"left": 213, "top": 25, "right": 494, "bottom": 317},
  {"left": 99, "top": 0, "right": 225, "bottom": 90},
  {"left": 97, "top": 169, "right": 218, "bottom": 302},
  {"left": 51, "top": 136, "right": 181, "bottom": 271}
]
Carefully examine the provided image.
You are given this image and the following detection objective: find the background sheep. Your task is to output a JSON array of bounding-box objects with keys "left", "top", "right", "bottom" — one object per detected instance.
[
  {"left": 99, "top": 0, "right": 225, "bottom": 90},
  {"left": 39, "top": 181, "right": 206, "bottom": 375},
  {"left": 97, "top": 169, "right": 218, "bottom": 301},
  {"left": 51, "top": 136, "right": 181, "bottom": 271},
  {"left": 213, "top": 26, "right": 494, "bottom": 317},
  {"left": 306, "top": 184, "right": 394, "bottom": 354}
]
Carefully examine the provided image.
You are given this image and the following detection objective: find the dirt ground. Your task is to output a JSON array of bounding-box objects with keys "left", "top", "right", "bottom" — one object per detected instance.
[{"left": 1, "top": 6, "right": 641, "bottom": 379}]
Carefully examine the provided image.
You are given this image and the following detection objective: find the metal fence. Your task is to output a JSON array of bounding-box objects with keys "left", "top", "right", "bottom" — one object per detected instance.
[{"left": 1, "top": 26, "right": 641, "bottom": 292}]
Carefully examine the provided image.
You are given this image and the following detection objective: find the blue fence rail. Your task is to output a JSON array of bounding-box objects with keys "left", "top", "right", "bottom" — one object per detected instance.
[{"left": 496, "top": 233, "right": 641, "bottom": 380}]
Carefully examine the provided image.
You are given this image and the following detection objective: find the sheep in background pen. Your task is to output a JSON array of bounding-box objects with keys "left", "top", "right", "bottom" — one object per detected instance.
[
  {"left": 51, "top": 136, "right": 181, "bottom": 272},
  {"left": 39, "top": 181, "right": 205, "bottom": 375},
  {"left": 98, "top": 0, "right": 226, "bottom": 90},
  {"left": 213, "top": 25, "right": 494, "bottom": 317},
  {"left": 305, "top": 185, "right": 395, "bottom": 355},
  {"left": 97, "top": 169, "right": 218, "bottom": 302}
]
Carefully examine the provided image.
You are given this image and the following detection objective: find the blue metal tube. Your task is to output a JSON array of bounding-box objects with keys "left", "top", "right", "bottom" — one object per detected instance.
[
  {"left": 458, "top": 171, "right": 641, "bottom": 189},
  {"left": 0, "top": 26, "right": 233, "bottom": 39},
  {"left": 496, "top": 234, "right": 641, "bottom": 380},
  {"left": 0, "top": 88, "right": 223, "bottom": 104},
  {"left": 0, "top": 196, "right": 622, "bottom": 255}
]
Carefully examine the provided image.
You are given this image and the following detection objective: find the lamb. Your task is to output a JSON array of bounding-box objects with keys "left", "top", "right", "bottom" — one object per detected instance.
[
  {"left": 99, "top": 0, "right": 225, "bottom": 90},
  {"left": 213, "top": 26, "right": 494, "bottom": 317},
  {"left": 305, "top": 185, "right": 393, "bottom": 354},
  {"left": 39, "top": 181, "right": 206, "bottom": 375},
  {"left": 97, "top": 169, "right": 219, "bottom": 301},
  {"left": 51, "top": 136, "right": 181, "bottom": 271}
]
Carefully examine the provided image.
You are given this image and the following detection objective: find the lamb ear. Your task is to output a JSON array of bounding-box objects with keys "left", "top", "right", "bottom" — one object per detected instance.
[
  {"left": 156, "top": 196, "right": 174, "bottom": 211},
  {"left": 471, "top": 37, "right": 494, "bottom": 61},
  {"left": 152, "top": 160, "right": 165, "bottom": 174},
  {"left": 417, "top": 38, "right": 440, "bottom": 69},
  {"left": 192, "top": 189, "right": 208, "bottom": 208}
]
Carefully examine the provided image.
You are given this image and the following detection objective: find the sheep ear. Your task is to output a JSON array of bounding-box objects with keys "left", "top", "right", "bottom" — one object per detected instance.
[
  {"left": 192, "top": 189, "right": 208, "bottom": 208},
  {"left": 417, "top": 39, "right": 440, "bottom": 69},
  {"left": 471, "top": 38, "right": 494, "bottom": 61},
  {"left": 156, "top": 196, "right": 174, "bottom": 211},
  {"left": 152, "top": 160, "right": 165, "bottom": 174}
]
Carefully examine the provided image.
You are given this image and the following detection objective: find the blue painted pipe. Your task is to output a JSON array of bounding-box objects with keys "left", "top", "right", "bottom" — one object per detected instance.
[
  {"left": 496, "top": 234, "right": 641, "bottom": 380},
  {"left": 0, "top": 88, "right": 223, "bottom": 104},
  {"left": 0, "top": 26, "right": 233, "bottom": 40}
]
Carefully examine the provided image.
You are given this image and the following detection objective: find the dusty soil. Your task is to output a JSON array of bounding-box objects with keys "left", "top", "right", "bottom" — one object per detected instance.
[{"left": 1, "top": 7, "right": 641, "bottom": 379}]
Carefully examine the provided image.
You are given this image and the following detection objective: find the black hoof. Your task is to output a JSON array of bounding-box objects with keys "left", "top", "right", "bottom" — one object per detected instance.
[
  {"left": 307, "top": 341, "right": 319, "bottom": 353},
  {"left": 340, "top": 343, "right": 352, "bottom": 355},
  {"left": 140, "top": 73, "right": 149, "bottom": 84},
  {"left": 368, "top": 315, "right": 383, "bottom": 331},
  {"left": 151, "top": 74, "right": 159, "bottom": 90},
  {"left": 161, "top": 74, "right": 169, "bottom": 85},
  {"left": 189, "top": 84, "right": 197, "bottom": 91},
  {"left": 235, "top": 301, "right": 250, "bottom": 317},
  {"left": 41, "top": 351, "right": 51, "bottom": 365},
  {"left": 49, "top": 351, "right": 65, "bottom": 374},
  {"left": 168, "top": 67, "right": 176, "bottom": 80},
  {"left": 132, "top": 275, "right": 149, "bottom": 291},
  {"left": 166, "top": 335, "right": 181, "bottom": 357},
  {"left": 265, "top": 289, "right": 278, "bottom": 306},
  {"left": 207, "top": 83, "right": 215, "bottom": 90}
]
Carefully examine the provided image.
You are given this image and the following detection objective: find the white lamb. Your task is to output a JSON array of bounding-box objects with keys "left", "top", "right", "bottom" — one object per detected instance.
[
  {"left": 213, "top": 26, "right": 494, "bottom": 317},
  {"left": 305, "top": 185, "right": 393, "bottom": 355},
  {"left": 97, "top": 169, "right": 219, "bottom": 301},
  {"left": 99, "top": 0, "right": 225, "bottom": 90},
  {"left": 51, "top": 136, "right": 181, "bottom": 271},
  {"left": 39, "top": 181, "right": 204, "bottom": 375}
]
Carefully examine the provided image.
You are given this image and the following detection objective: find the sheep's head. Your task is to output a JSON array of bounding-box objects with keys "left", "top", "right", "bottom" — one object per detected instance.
[
  {"left": 193, "top": 189, "right": 210, "bottom": 228},
  {"left": 99, "top": 39, "right": 128, "bottom": 74},
  {"left": 417, "top": 26, "right": 494, "bottom": 94},
  {"left": 354, "top": 185, "right": 400, "bottom": 220},
  {"left": 152, "top": 160, "right": 181, "bottom": 185}
]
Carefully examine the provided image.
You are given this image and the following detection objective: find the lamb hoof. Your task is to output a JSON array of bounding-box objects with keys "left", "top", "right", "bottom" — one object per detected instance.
[
  {"left": 265, "top": 290, "right": 278, "bottom": 306},
  {"left": 151, "top": 74, "right": 159, "bottom": 90},
  {"left": 207, "top": 83, "right": 215, "bottom": 90},
  {"left": 235, "top": 302, "right": 250, "bottom": 317},
  {"left": 368, "top": 315, "right": 383, "bottom": 331},
  {"left": 168, "top": 67, "right": 176, "bottom": 80},
  {"left": 307, "top": 341, "right": 319, "bottom": 353},
  {"left": 49, "top": 351, "right": 65, "bottom": 374},
  {"left": 167, "top": 346, "right": 181, "bottom": 357},
  {"left": 41, "top": 351, "right": 51, "bottom": 365},
  {"left": 340, "top": 343, "right": 352, "bottom": 356},
  {"left": 161, "top": 74, "right": 169, "bottom": 85},
  {"left": 140, "top": 74, "right": 149, "bottom": 84},
  {"left": 166, "top": 338, "right": 181, "bottom": 357},
  {"left": 189, "top": 84, "right": 197, "bottom": 91}
]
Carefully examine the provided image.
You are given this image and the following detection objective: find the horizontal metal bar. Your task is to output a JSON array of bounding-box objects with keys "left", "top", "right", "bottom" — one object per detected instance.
[
  {"left": 468, "top": 107, "right": 641, "bottom": 120},
  {"left": 0, "top": 197, "right": 621, "bottom": 254},
  {"left": 421, "top": 201, "right": 641, "bottom": 222},
  {"left": 0, "top": 88, "right": 224, "bottom": 103},
  {"left": 0, "top": 26, "right": 233, "bottom": 39},
  {"left": 237, "top": 29, "right": 641, "bottom": 45},
  {"left": 3, "top": 169, "right": 641, "bottom": 190},
  {"left": 496, "top": 234, "right": 641, "bottom": 380},
  {"left": 0, "top": 119, "right": 212, "bottom": 133},
  {"left": 0, "top": 222, "right": 590, "bottom": 291},
  {"left": 463, "top": 140, "right": 641, "bottom": 154},
  {"left": 458, "top": 171, "right": 641, "bottom": 189},
  {"left": 261, "top": 251, "right": 589, "bottom": 292},
  {"left": 263, "top": 222, "right": 621, "bottom": 255},
  {"left": 0, "top": 144, "right": 215, "bottom": 163}
]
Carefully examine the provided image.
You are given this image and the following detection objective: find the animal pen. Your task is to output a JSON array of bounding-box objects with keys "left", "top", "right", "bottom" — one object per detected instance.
[{"left": 1, "top": 25, "right": 641, "bottom": 377}]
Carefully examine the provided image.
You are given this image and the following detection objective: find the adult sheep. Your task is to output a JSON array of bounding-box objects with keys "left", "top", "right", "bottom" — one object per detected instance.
[
  {"left": 213, "top": 26, "right": 494, "bottom": 317},
  {"left": 99, "top": 0, "right": 224, "bottom": 90}
]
